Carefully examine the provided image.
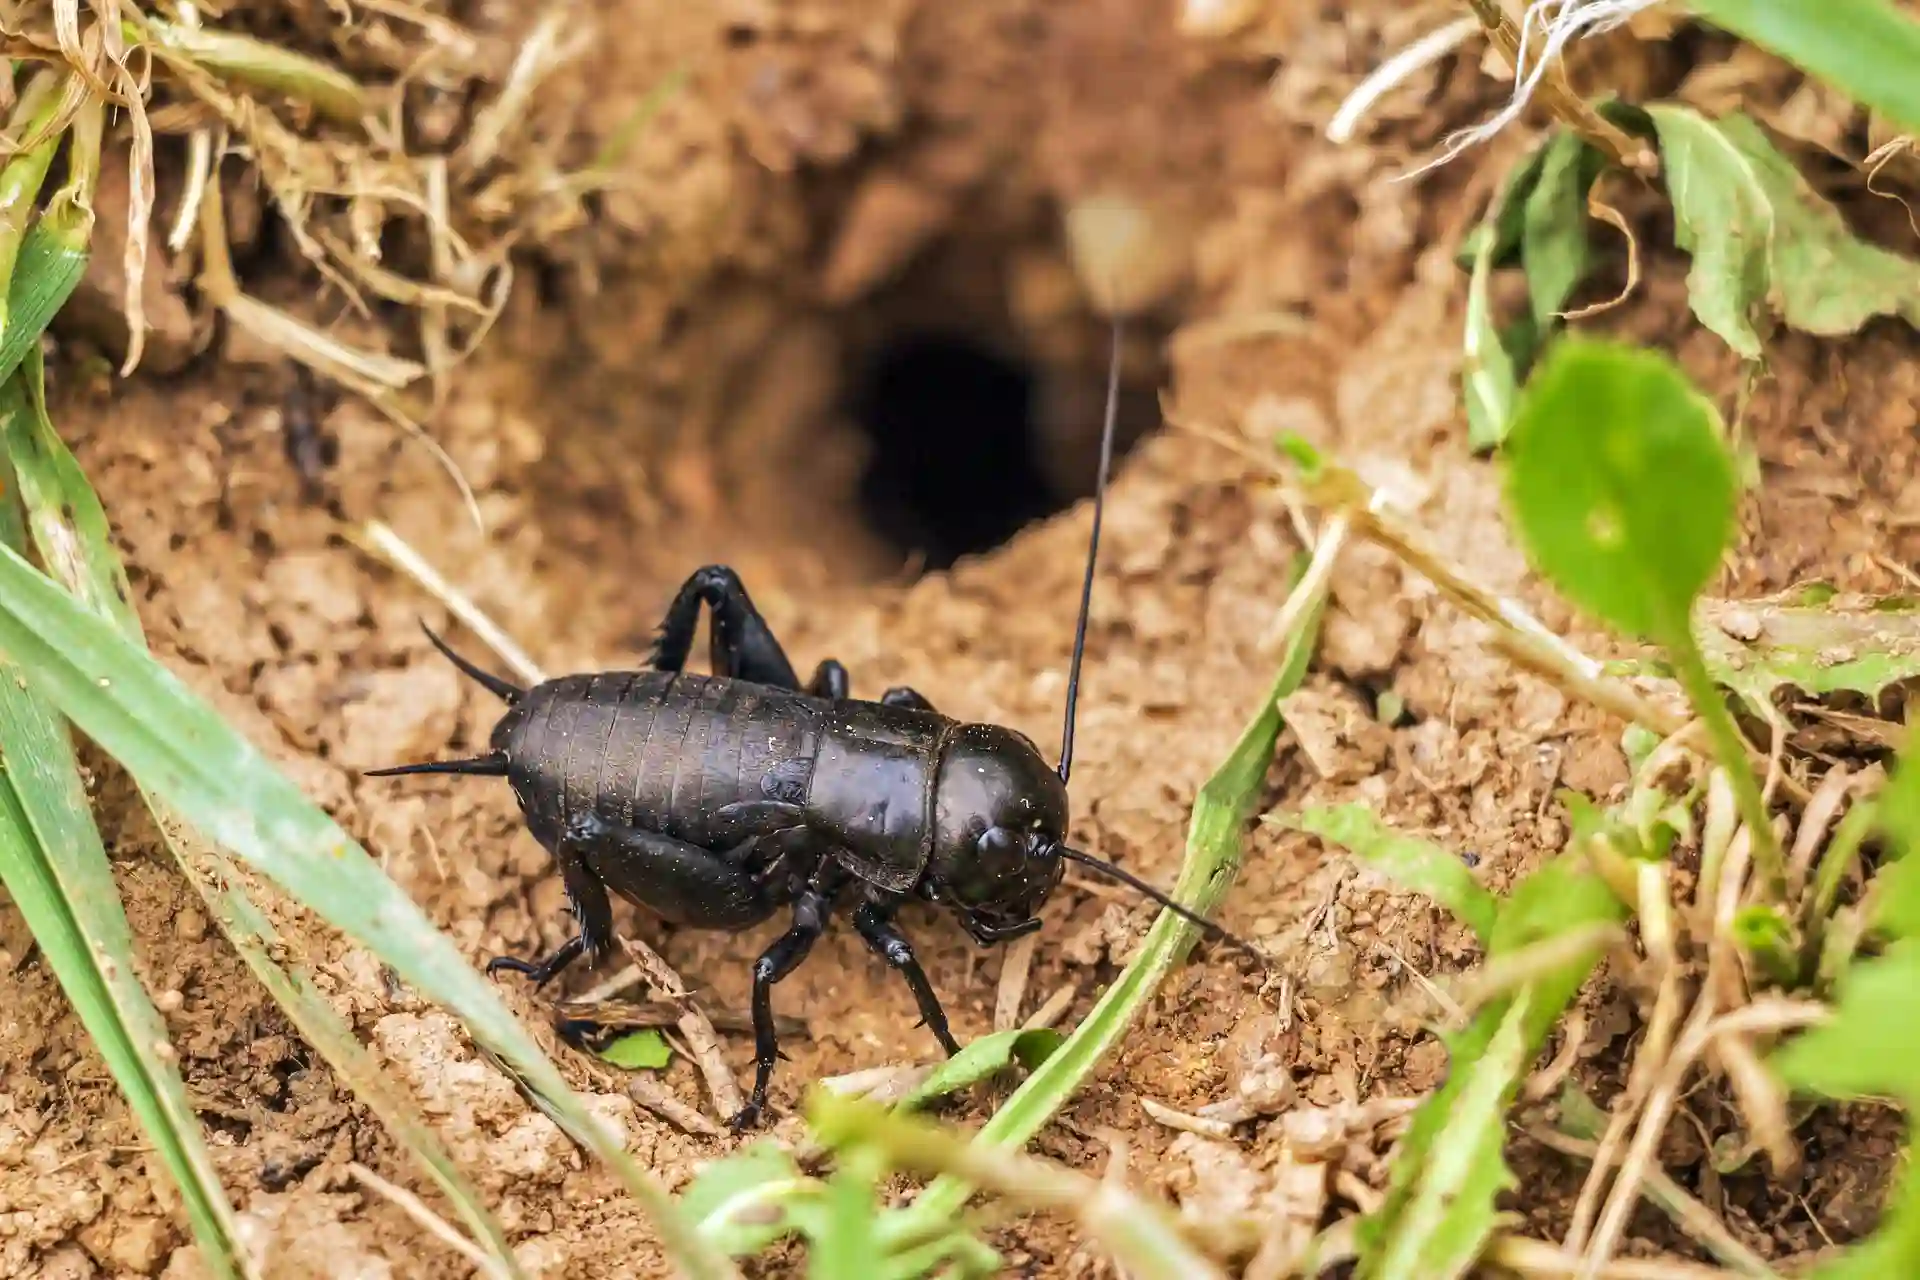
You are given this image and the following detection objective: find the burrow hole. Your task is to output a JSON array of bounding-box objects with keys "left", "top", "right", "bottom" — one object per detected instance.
[{"left": 829, "top": 211, "right": 1169, "bottom": 571}]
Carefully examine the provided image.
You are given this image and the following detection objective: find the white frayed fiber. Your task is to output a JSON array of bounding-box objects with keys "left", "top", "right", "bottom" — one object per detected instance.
[{"left": 1396, "top": 0, "right": 1663, "bottom": 181}]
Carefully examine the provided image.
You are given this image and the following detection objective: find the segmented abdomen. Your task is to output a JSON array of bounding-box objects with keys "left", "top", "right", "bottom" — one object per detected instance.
[{"left": 502, "top": 670, "right": 822, "bottom": 852}]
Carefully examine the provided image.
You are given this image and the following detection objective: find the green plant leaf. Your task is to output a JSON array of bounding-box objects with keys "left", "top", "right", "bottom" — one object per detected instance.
[
  {"left": 1457, "top": 128, "right": 1607, "bottom": 452},
  {"left": 1645, "top": 104, "right": 1920, "bottom": 360},
  {"left": 1358, "top": 854, "right": 1623, "bottom": 1278},
  {"left": 1490, "top": 855, "right": 1630, "bottom": 961},
  {"left": 133, "top": 15, "right": 369, "bottom": 126},
  {"left": 1732, "top": 904, "right": 1799, "bottom": 987},
  {"left": 1520, "top": 129, "right": 1604, "bottom": 331},
  {"left": 813, "top": 1090, "right": 1221, "bottom": 1280},
  {"left": 0, "top": 73, "right": 69, "bottom": 350},
  {"left": 814, "top": 1145, "right": 885, "bottom": 1280},
  {"left": 1462, "top": 222, "right": 1520, "bottom": 452},
  {"left": 682, "top": 1142, "right": 828, "bottom": 1257},
  {"left": 598, "top": 1029, "right": 674, "bottom": 1070},
  {"left": 1773, "top": 742, "right": 1920, "bottom": 1275},
  {"left": 1686, "top": 0, "right": 1920, "bottom": 136},
  {"left": 1774, "top": 939, "right": 1920, "bottom": 1104},
  {"left": 1278, "top": 803, "right": 1498, "bottom": 942},
  {"left": 1, "top": 350, "right": 526, "bottom": 1277},
  {"left": 0, "top": 219, "right": 89, "bottom": 391},
  {"left": 1503, "top": 338, "right": 1736, "bottom": 644},
  {"left": 899, "top": 1028, "right": 1065, "bottom": 1111},
  {"left": 1457, "top": 133, "right": 1551, "bottom": 272},
  {"left": 0, "top": 536, "right": 731, "bottom": 1278}
]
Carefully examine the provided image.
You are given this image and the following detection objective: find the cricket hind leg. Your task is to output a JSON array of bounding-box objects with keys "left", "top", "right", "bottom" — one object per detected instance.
[
  {"left": 648, "top": 566, "right": 872, "bottom": 705},
  {"left": 485, "top": 836, "right": 615, "bottom": 988},
  {"left": 647, "top": 565, "right": 806, "bottom": 688}
]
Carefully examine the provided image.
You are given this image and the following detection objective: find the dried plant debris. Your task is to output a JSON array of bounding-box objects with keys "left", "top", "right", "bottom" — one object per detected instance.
[{"left": 2, "top": 2, "right": 678, "bottom": 399}]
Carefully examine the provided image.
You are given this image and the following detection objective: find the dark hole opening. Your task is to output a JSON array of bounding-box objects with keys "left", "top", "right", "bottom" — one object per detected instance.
[{"left": 847, "top": 329, "right": 1060, "bottom": 571}]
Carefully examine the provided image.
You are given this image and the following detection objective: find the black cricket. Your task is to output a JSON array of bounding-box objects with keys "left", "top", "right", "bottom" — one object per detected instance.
[{"left": 366, "top": 320, "right": 1256, "bottom": 1131}]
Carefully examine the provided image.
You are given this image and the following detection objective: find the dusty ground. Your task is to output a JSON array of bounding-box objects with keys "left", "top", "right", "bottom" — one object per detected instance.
[{"left": 0, "top": 1, "right": 1916, "bottom": 1277}]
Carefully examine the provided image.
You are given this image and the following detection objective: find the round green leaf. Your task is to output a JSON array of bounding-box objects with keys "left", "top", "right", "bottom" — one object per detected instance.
[
  {"left": 598, "top": 1029, "right": 674, "bottom": 1070},
  {"left": 1503, "top": 339, "right": 1736, "bottom": 642}
]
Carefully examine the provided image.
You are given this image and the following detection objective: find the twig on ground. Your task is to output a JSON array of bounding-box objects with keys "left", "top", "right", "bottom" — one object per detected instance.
[
  {"left": 553, "top": 996, "right": 800, "bottom": 1039},
  {"left": 1580, "top": 998, "right": 1826, "bottom": 1278},
  {"left": 1785, "top": 765, "right": 1856, "bottom": 901},
  {"left": 628, "top": 1074, "right": 726, "bottom": 1138},
  {"left": 1492, "top": 1233, "right": 1751, "bottom": 1280},
  {"left": 1022, "top": 983, "right": 1078, "bottom": 1031},
  {"left": 820, "top": 1061, "right": 938, "bottom": 1107},
  {"left": 1139, "top": 1097, "right": 1237, "bottom": 1139},
  {"left": 1565, "top": 874, "right": 1684, "bottom": 1253},
  {"left": 617, "top": 936, "right": 748, "bottom": 1123}
]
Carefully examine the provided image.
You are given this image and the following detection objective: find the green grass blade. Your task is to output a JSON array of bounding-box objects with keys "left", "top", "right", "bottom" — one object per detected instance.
[
  {"left": 1461, "top": 222, "right": 1520, "bottom": 452},
  {"left": 889, "top": 561, "right": 1326, "bottom": 1237},
  {"left": 1355, "top": 854, "right": 1624, "bottom": 1276},
  {"left": 1687, "top": 0, "right": 1920, "bottom": 136},
  {"left": 0, "top": 777, "right": 249, "bottom": 1275},
  {"left": 814, "top": 1091, "right": 1223, "bottom": 1280},
  {"left": 0, "top": 431, "right": 247, "bottom": 1277},
  {"left": 0, "top": 74, "right": 69, "bottom": 351},
  {"left": 1, "top": 349, "right": 525, "bottom": 1278},
  {"left": 0, "top": 537, "right": 734, "bottom": 1278},
  {"left": 813, "top": 1146, "right": 884, "bottom": 1280},
  {"left": 0, "top": 219, "right": 90, "bottom": 390},
  {"left": 898, "top": 1028, "right": 1064, "bottom": 1111},
  {"left": 1362, "top": 990, "right": 1535, "bottom": 1280}
]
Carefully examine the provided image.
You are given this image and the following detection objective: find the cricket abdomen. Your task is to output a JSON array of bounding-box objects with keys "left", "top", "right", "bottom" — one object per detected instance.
[{"left": 499, "top": 670, "right": 825, "bottom": 856}]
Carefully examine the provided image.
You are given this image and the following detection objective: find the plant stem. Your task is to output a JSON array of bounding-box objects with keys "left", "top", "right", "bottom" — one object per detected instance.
[
  {"left": 48, "top": 95, "right": 102, "bottom": 232},
  {"left": 1665, "top": 632, "right": 1784, "bottom": 900},
  {"left": 1461, "top": 0, "right": 1658, "bottom": 177},
  {"left": 1805, "top": 798, "right": 1877, "bottom": 952}
]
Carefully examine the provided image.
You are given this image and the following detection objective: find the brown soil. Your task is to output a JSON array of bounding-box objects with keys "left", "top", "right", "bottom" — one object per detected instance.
[{"left": 2, "top": 2, "right": 1917, "bottom": 1278}]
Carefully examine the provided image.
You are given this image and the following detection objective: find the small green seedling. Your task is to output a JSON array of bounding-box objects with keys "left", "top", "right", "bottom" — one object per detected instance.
[{"left": 1502, "top": 338, "right": 1783, "bottom": 902}]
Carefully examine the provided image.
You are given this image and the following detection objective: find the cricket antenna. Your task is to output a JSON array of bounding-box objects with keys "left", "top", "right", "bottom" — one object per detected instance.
[
  {"left": 364, "top": 751, "right": 511, "bottom": 779},
  {"left": 1057, "top": 846, "right": 1263, "bottom": 963},
  {"left": 1057, "top": 313, "right": 1123, "bottom": 785},
  {"left": 421, "top": 622, "right": 525, "bottom": 704}
]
